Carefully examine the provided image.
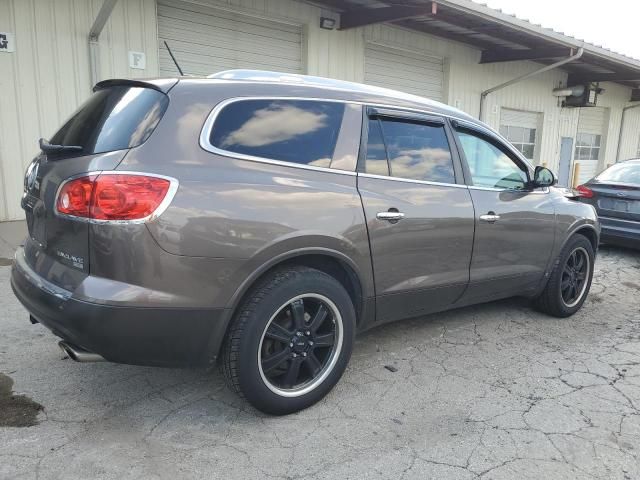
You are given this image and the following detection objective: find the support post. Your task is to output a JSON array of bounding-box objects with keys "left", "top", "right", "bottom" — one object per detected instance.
[
  {"left": 572, "top": 162, "right": 581, "bottom": 188},
  {"left": 89, "top": 0, "right": 119, "bottom": 87},
  {"left": 479, "top": 48, "right": 584, "bottom": 122}
]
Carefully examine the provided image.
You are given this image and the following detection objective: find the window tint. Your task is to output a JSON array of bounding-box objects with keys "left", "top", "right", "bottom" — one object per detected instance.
[
  {"left": 209, "top": 100, "right": 345, "bottom": 167},
  {"left": 457, "top": 131, "right": 528, "bottom": 190},
  {"left": 50, "top": 86, "right": 168, "bottom": 158},
  {"left": 365, "top": 117, "right": 455, "bottom": 183},
  {"left": 365, "top": 119, "right": 389, "bottom": 176}
]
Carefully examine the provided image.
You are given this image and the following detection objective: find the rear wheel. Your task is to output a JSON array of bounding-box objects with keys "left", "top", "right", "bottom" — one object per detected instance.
[
  {"left": 534, "top": 234, "right": 595, "bottom": 317},
  {"left": 221, "top": 266, "right": 355, "bottom": 415}
]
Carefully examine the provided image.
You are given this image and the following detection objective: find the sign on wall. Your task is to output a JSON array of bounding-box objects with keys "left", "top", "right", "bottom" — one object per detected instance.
[
  {"left": 0, "top": 32, "right": 16, "bottom": 53},
  {"left": 128, "top": 51, "right": 146, "bottom": 70}
]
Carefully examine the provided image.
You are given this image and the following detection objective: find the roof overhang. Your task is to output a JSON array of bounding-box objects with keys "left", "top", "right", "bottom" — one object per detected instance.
[{"left": 310, "top": 0, "right": 640, "bottom": 95}]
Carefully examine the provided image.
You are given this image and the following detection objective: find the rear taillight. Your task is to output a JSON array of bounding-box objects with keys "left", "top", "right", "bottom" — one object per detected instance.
[
  {"left": 56, "top": 173, "right": 176, "bottom": 222},
  {"left": 575, "top": 185, "right": 594, "bottom": 198}
]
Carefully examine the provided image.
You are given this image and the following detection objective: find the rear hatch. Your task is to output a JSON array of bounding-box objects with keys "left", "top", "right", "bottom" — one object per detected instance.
[{"left": 22, "top": 81, "right": 170, "bottom": 274}]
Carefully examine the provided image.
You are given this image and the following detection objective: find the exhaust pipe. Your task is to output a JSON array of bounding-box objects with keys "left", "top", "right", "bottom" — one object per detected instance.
[{"left": 58, "top": 341, "right": 105, "bottom": 363}]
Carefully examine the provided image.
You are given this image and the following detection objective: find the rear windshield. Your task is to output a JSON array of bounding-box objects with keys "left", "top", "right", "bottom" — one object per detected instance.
[
  {"left": 597, "top": 162, "right": 640, "bottom": 184},
  {"left": 49, "top": 86, "right": 168, "bottom": 158}
]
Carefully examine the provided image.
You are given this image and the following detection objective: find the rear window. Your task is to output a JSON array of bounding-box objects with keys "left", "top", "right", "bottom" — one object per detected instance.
[
  {"left": 597, "top": 162, "right": 640, "bottom": 184},
  {"left": 50, "top": 86, "right": 168, "bottom": 158},
  {"left": 209, "top": 99, "right": 345, "bottom": 168}
]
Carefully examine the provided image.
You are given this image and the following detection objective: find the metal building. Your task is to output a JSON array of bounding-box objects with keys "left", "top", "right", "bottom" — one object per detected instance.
[{"left": 1, "top": 0, "right": 639, "bottom": 221}]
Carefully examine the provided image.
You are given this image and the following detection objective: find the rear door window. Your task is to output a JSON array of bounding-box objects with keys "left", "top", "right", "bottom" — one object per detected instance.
[
  {"left": 50, "top": 86, "right": 169, "bottom": 158},
  {"left": 209, "top": 99, "right": 345, "bottom": 168},
  {"left": 364, "top": 116, "right": 456, "bottom": 184}
]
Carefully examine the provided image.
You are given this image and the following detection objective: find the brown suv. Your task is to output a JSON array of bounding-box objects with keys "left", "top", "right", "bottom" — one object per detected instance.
[{"left": 12, "top": 70, "right": 599, "bottom": 414}]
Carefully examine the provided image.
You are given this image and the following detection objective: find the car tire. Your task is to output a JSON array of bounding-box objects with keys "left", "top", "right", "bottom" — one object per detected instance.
[
  {"left": 221, "top": 266, "right": 355, "bottom": 415},
  {"left": 534, "top": 234, "right": 595, "bottom": 318}
]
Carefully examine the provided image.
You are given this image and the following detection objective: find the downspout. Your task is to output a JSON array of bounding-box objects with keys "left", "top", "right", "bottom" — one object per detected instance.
[
  {"left": 479, "top": 47, "right": 584, "bottom": 122},
  {"left": 616, "top": 103, "right": 640, "bottom": 162},
  {"left": 89, "top": 0, "right": 119, "bottom": 88}
]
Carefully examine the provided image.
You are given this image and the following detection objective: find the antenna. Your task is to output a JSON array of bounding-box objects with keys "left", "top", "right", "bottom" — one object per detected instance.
[{"left": 164, "top": 41, "right": 184, "bottom": 76}]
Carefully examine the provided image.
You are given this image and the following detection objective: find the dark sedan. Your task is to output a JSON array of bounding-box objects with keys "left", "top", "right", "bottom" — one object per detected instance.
[{"left": 577, "top": 159, "right": 640, "bottom": 248}]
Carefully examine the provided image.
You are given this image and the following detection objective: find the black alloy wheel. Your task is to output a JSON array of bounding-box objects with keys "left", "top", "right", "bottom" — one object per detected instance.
[
  {"left": 560, "top": 247, "right": 590, "bottom": 308},
  {"left": 259, "top": 294, "right": 342, "bottom": 396}
]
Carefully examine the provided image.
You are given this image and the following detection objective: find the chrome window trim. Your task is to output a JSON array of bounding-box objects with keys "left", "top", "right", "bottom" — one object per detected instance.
[
  {"left": 358, "top": 172, "right": 469, "bottom": 189},
  {"left": 54, "top": 171, "right": 180, "bottom": 225},
  {"left": 468, "top": 185, "right": 549, "bottom": 194},
  {"left": 199, "top": 97, "right": 357, "bottom": 176},
  {"left": 199, "top": 96, "right": 480, "bottom": 177}
]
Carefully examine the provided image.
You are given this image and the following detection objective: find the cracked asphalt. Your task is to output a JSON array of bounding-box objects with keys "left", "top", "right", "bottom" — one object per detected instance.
[{"left": 1, "top": 245, "right": 639, "bottom": 479}]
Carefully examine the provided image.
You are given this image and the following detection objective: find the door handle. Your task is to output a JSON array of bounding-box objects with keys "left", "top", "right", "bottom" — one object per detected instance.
[
  {"left": 377, "top": 211, "right": 405, "bottom": 222},
  {"left": 479, "top": 212, "right": 500, "bottom": 223}
]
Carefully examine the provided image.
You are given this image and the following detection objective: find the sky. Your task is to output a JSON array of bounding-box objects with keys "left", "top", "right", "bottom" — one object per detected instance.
[{"left": 476, "top": 0, "right": 640, "bottom": 60}]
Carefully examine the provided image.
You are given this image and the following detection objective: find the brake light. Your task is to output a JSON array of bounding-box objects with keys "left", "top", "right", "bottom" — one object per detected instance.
[
  {"left": 57, "top": 175, "right": 95, "bottom": 217},
  {"left": 56, "top": 173, "right": 175, "bottom": 221},
  {"left": 575, "top": 185, "right": 594, "bottom": 198}
]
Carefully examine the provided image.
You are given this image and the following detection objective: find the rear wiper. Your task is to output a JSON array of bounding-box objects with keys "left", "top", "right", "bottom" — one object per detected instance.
[{"left": 39, "top": 138, "right": 83, "bottom": 154}]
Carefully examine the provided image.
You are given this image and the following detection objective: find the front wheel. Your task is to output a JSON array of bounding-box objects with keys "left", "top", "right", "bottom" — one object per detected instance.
[
  {"left": 534, "top": 234, "right": 595, "bottom": 317},
  {"left": 221, "top": 267, "right": 355, "bottom": 415}
]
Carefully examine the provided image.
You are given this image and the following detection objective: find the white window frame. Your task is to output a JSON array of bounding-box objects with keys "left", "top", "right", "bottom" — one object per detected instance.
[
  {"left": 576, "top": 133, "right": 601, "bottom": 161},
  {"left": 499, "top": 124, "right": 537, "bottom": 161}
]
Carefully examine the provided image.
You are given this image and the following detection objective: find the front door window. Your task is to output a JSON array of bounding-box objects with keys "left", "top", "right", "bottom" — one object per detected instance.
[{"left": 456, "top": 131, "right": 528, "bottom": 190}]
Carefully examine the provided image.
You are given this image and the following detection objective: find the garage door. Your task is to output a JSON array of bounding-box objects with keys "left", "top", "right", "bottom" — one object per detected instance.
[
  {"left": 499, "top": 109, "right": 540, "bottom": 161},
  {"left": 575, "top": 107, "right": 607, "bottom": 184},
  {"left": 157, "top": 0, "right": 302, "bottom": 77},
  {"left": 364, "top": 43, "right": 444, "bottom": 101}
]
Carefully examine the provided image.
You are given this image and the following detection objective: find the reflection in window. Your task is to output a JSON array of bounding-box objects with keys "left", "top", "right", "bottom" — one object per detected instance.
[
  {"left": 366, "top": 118, "right": 455, "bottom": 184},
  {"left": 575, "top": 133, "right": 601, "bottom": 161},
  {"left": 365, "top": 119, "right": 389, "bottom": 176},
  {"left": 457, "top": 131, "right": 528, "bottom": 190},
  {"left": 210, "top": 100, "right": 345, "bottom": 167},
  {"left": 50, "top": 86, "right": 168, "bottom": 158},
  {"left": 597, "top": 162, "right": 640, "bottom": 184}
]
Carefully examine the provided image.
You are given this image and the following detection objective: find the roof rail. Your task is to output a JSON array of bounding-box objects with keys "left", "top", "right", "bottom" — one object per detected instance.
[{"left": 208, "top": 69, "right": 411, "bottom": 96}]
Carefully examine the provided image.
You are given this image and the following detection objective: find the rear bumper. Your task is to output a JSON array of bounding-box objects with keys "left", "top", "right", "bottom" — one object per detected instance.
[
  {"left": 11, "top": 247, "right": 229, "bottom": 367},
  {"left": 599, "top": 216, "right": 640, "bottom": 248}
]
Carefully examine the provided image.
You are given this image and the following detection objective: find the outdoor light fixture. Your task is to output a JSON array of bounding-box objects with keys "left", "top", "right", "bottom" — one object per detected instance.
[{"left": 320, "top": 17, "right": 336, "bottom": 30}]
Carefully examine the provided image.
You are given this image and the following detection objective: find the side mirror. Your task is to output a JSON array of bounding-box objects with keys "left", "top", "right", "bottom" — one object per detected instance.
[{"left": 533, "top": 166, "right": 556, "bottom": 188}]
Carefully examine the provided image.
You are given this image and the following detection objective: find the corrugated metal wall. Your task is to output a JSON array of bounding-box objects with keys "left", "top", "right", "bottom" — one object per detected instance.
[
  {"left": 0, "top": 0, "right": 158, "bottom": 221},
  {"left": 157, "top": 0, "right": 303, "bottom": 75},
  {"left": 0, "top": 0, "right": 638, "bottom": 220},
  {"left": 620, "top": 108, "right": 640, "bottom": 160},
  {"left": 364, "top": 43, "right": 444, "bottom": 100}
]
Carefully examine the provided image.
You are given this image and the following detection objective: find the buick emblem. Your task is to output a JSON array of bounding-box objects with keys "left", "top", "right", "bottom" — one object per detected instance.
[{"left": 616, "top": 192, "right": 627, "bottom": 198}]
